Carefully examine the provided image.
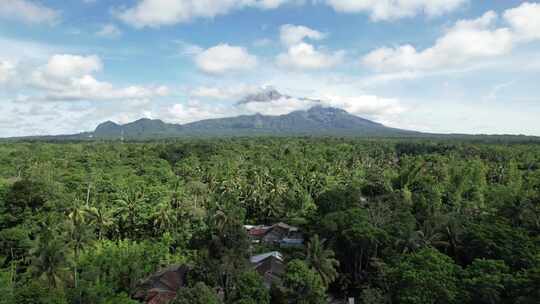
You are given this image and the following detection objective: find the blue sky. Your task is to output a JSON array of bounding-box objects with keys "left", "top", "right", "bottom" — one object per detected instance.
[{"left": 1, "top": 0, "right": 539, "bottom": 136}]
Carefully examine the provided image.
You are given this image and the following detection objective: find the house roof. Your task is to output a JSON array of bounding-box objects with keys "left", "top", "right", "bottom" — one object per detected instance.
[
  {"left": 279, "top": 238, "right": 304, "bottom": 244},
  {"left": 133, "top": 264, "right": 188, "bottom": 304},
  {"left": 274, "top": 222, "right": 299, "bottom": 232},
  {"left": 250, "top": 251, "right": 284, "bottom": 264}
]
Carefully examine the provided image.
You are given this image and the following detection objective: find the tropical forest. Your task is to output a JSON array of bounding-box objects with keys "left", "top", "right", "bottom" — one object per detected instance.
[{"left": 0, "top": 138, "right": 539, "bottom": 304}]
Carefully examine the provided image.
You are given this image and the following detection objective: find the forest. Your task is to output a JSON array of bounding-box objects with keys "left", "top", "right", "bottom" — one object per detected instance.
[{"left": 0, "top": 138, "right": 539, "bottom": 304}]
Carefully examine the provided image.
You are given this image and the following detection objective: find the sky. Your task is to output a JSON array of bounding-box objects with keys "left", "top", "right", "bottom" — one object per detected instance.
[{"left": 1, "top": 0, "right": 540, "bottom": 137}]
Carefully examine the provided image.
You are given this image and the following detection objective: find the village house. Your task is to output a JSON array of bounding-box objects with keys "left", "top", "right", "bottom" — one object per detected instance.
[
  {"left": 132, "top": 265, "right": 189, "bottom": 304},
  {"left": 249, "top": 251, "right": 286, "bottom": 288},
  {"left": 244, "top": 222, "right": 304, "bottom": 247}
]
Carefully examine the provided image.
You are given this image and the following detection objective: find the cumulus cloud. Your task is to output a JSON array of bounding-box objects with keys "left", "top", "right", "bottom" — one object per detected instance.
[
  {"left": 0, "top": 0, "right": 60, "bottom": 25},
  {"left": 321, "top": 94, "right": 405, "bottom": 118},
  {"left": 166, "top": 100, "right": 233, "bottom": 123},
  {"left": 239, "top": 95, "right": 315, "bottom": 115},
  {"left": 96, "top": 24, "right": 123, "bottom": 38},
  {"left": 325, "top": 0, "right": 467, "bottom": 21},
  {"left": 504, "top": 2, "right": 540, "bottom": 42},
  {"left": 362, "top": 3, "right": 540, "bottom": 72},
  {"left": 190, "top": 84, "right": 258, "bottom": 100},
  {"left": 115, "top": 0, "right": 297, "bottom": 28},
  {"left": 28, "top": 54, "right": 168, "bottom": 101},
  {"left": 195, "top": 44, "right": 258, "bottom": 74},
  {"left": 280, "top": 24, "right": 325, "bottom": 46},
  {"left": 276, "top": 24, "right": 343, "bottom": 70},
  {"left": 277, "top": 42, "right": 344, "bottom": 70},
  {"left": 0, "top": 60, "right": 17, "bottom": 84},
  {"left": 37, "top": 54, "right": 103, "bottom": 80}
]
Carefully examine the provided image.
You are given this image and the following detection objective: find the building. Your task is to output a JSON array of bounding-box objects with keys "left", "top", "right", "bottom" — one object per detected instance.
[
  {"left": 245, "top": 222, "right": 304, "bottom": 247},
  {"left": 250, "top": 251, "right": 286, "bottom": 288},
  {"left": 132, "top": 265, "right": 188, "bottom": 304}
]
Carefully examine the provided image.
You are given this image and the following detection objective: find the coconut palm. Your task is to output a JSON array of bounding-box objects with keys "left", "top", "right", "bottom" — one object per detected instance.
[
  {"left": 154, "top": 201, "right": 174, "bottom": 234},
  {"left": 114, "top": 187, "right": 145, "bottom": 239},
  {"left": 30, "top": 225, "right": 68, "bottom": 288},
  {"left": 84, "top": 205, "right": 113, "bottom": 240},
  {"left": 305, "top": 234, "right": 340, "bottom": 286}
]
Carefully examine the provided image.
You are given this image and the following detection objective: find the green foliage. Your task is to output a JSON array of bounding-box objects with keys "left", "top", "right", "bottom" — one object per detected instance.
[
  {"left": 78, "top": 239, "right": 169, "bottom": 293},
  {"left": 172, "top": 282, "right": 220, "bottom": 304},
  {"left": 461, "top": 259, "right": 512, "bottom": 304},
  {"left": 283, "top": 259, "right": 326, "bottom": 304},
  {"left": 389, "top": 248, "right": 460, "bottom": 304},
  {"left": 305, "top": 234, "right": 339, "bottom": 286},
  {"left": 0, "top": 139, "right": 538, "bottom": 302},
  {"left": 229, "top": 271, "right": 270, "bottom": 304}
]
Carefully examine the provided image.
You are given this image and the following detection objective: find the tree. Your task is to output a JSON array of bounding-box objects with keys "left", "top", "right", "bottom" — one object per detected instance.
[
  {"left": 305, "top": 234, "right": 339, "bottom": 286},
  {"left": 29, "top": 223, "right": 68, "bottom": 289},
  {"left": 282, "top": 259, "right": 326, "bottom": 304},
  {"left": 84, "top": 205, "right": 113, "bottom": 240},
  {"left": 229, "top": 271, "right": 270, "bottom": 304},
  {"left": 68, "top": 200, "right": 94, "bottom": 303},
  {"left": 389, "top": 248, "right": 460, "bottom": 304},
  {"left": 114, "top": 187, "right": 145, "bottom": 239},
  {"left": 513, "top": 254, "right": 540, "bottom": 304},
  {"left": 172, "top": 282, "right": 220, "bottom": 304},
  {"left": 462, "top": 259, "right": 511, "bottom": 304}
]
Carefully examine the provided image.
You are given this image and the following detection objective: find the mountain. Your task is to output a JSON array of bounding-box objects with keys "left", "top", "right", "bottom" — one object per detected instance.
[
  {"left": 94, "top": 118, "right": 182, "bottom": 139},
  {"left": 237, "top": 88, "right": 290, "bottom": 104},
  {"left": 5, "top": 105, "right": 539, "bottom": 141},
  {"left": 89, "top": 106, "right": 419, "bottom": 139},
  {"left": 237, "top": 87, "right": 322, "bottom": 105}
]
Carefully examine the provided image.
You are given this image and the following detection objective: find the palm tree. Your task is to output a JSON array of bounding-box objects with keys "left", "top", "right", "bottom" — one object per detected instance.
[
  {"left": 68, "top": 200, "right": 93, "bottom": 303},
  {"left": 305, "top": 234, "right": 340, "bottom": 286},
  {"left": 30, "top": 225, "right": 68, "bottom": 289},
  {"left": 114, "top": 187, "right": 145, "bottom": 239},
  {"left": 84, "top": 205, "right": 113, "bottom": 240},
  {"left": 154, "top": 201, "right": 174, "bottom": 234}
]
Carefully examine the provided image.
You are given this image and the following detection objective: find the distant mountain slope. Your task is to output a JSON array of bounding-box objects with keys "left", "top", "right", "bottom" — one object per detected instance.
[{"left": 90, "top": 106, "right": 419, "bottom": 139}]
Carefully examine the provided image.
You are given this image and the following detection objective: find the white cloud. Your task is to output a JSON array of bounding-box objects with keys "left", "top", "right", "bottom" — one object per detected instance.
[
  {"left": 195, "top": 44, "right": 258, "bottom": 74},
  {"left": 362, "top": 3, "right": 540, "bottom": 72},
  {"left": 38, "top": 54, "right": 103, "bottom": 80},
  {"left": 325, "top": 0, "right": 467, "bottom": 21},
  {"left": 0, "top": 60, "right": 16, "bottom": 84},
  {"left": 321, "top": 94, "right": 405, "bottom": 117},
  {"left": 96, "top": 24, "right": 123, "bottom": 38},
  {"left": 277, "top": 42, "right": 344, "bottom": 70},
  {"left": 362, "top": 11, "right": 515, "bottom": 71},
  {"left": 276, "top": 24, "right": 343, "bottom": 70},
  {"left": 28, "top": 54, "right": 168, "bottom": 101},
  {"left": 38, "top": 75, "right": 169, "bottom": 101},
  {"left": 0, "top": 0, "right": 60, "bottom": 25},
  {"left": 235, "top": 90, "right": 404, "bottom": 119},
  {"left": 280, "top": 24, "right": 325, "bottom": 46},
  {"left": 504, "top": 2, "right": 540, "bottom": 42},
  {"left": 190, "top": 84, "right": 258, "bottom": 100},
  {"left": 115, "top": 0, "right": 296, "bottom": 28},
  {"left": 166, "top": 100, "right": 233, "bottom": 123},
  {"left": 240, "top": 96, "right": 315, "bottom": 115}
]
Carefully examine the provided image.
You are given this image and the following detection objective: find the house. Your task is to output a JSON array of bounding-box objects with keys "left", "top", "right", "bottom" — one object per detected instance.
[
  {"left": 244, "top": 225, "right": 272, "bottom": 243},
  {"left": 250, "top": 251, "right": 285, "bottom": 288},
  {"left": 132, "top": 265, "right": 189, "bottom": 304},
  {"left": 278, "top": 237, "right": 304, "bottom": 248},
  {"left": 245, "top": 223, "right": 304, "bottom": 246}
]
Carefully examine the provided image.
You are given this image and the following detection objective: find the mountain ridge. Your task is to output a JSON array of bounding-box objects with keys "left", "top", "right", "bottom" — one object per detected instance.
[
  {"left": 4, "top": 106, "right": 540, "bottom": 141},
  {"left": 89, "top": 106, "right": 420, "bottom": 139}
]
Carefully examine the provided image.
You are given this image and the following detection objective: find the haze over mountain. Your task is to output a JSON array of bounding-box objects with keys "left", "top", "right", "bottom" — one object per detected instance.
[
  {"left": 91, "top": 105, "right": 419, "bottom": 139},
  {"left": 4, "top": 88, "right": 539, "bottom": 141}
]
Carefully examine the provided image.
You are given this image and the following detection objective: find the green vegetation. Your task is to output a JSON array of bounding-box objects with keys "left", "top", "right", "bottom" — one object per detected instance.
[{"left": 0, "top": 138, "right": 539, "bottom": 303}]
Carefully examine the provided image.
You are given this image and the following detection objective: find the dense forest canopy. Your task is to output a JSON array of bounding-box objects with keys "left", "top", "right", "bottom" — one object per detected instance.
[{"left": 0, "top": 138, "right": 539, "bottom": 303}]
